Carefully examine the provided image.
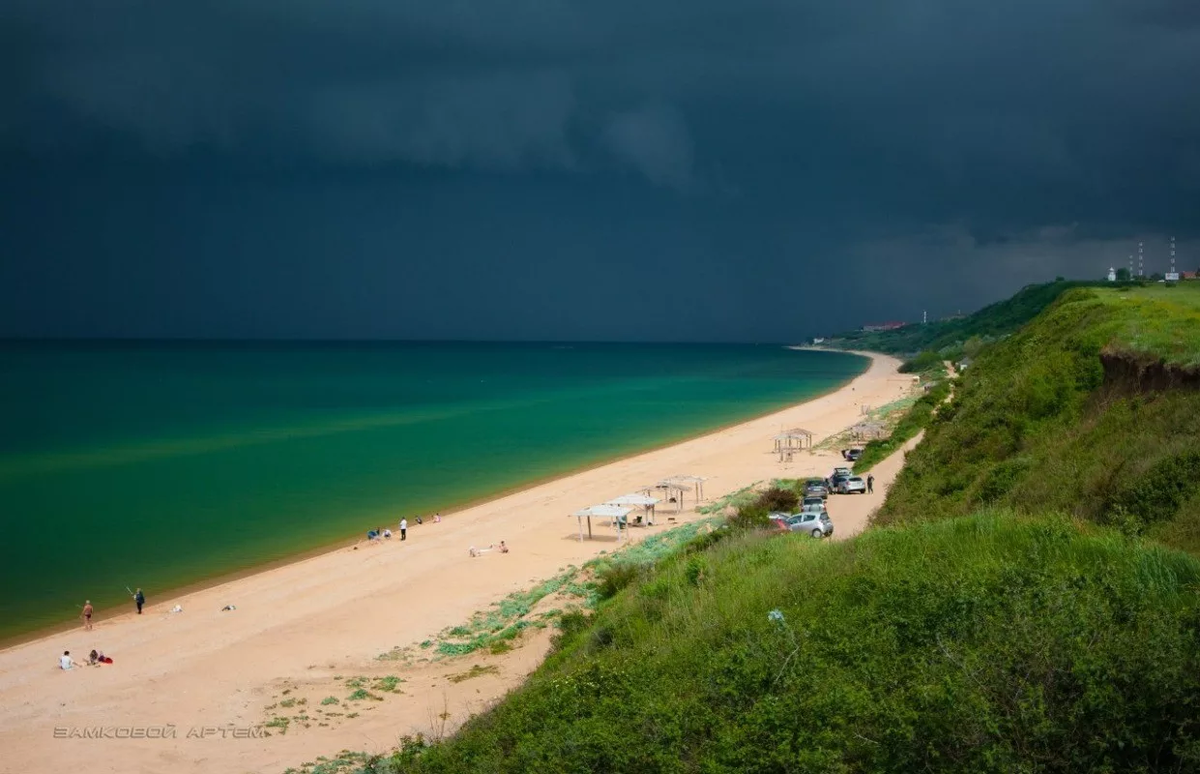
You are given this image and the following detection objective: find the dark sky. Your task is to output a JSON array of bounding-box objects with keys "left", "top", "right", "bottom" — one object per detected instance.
[{"left": 2, "top": 0, "right": 1199, "bottom": 341}]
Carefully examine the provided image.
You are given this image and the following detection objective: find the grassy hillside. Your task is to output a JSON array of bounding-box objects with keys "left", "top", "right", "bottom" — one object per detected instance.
[
  {"left": 376, "top": 515, "right": 1200, "bottom": 773},
  {"left": 824, "top": 280, "right": 1106, "bottom": 356},
  {"left": 876, "top": 283, "right": 1200, "bottom": 552}
]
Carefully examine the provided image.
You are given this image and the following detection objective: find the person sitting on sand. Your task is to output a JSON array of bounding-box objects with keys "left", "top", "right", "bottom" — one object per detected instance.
[
  {"left": 88, "top": 649, "right": 99, "bottom": 666},
  {"left": 434, "top": 513, "right": 442, "bottom": 523},
  {"left": 60, "top": 651, "right": 75, "bottom": 670},
  {"left": 382, "top": 528, "right": 392, "bottom": 539},
  {"left": 416, "top": 515, "right": 423, "bottom": 525},
  {"left": 499, "top": 541, "right": 509, "bottom": 554}
]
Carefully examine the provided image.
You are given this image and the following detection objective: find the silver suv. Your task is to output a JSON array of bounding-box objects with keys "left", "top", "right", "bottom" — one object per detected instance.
[
  {"left": 838, "top": 476, "right": 867, "bottom": 494},
  {"left": 787, "top": 510, "right": 833, "bottom": 538}
]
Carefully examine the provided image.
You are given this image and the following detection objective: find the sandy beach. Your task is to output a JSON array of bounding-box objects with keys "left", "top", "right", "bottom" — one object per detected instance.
[{"left": 0, "top": 351, "right": 913, "bottom": 774}]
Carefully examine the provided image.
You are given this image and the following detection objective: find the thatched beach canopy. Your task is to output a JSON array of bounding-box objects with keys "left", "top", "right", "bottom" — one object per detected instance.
[{"left": 571, "top": 505, "right": 632, "bottom": 541}]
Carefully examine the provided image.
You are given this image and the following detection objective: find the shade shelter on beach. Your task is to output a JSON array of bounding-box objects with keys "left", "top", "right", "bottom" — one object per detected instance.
[
  {"left": 773, "top": 428, "right": 813, "bottom": 461},
  {"left": 571, "top": 505, "right": 633, "bottom": 541},
  {"left": 605, "top": 493, "right": 661, "bottom": 525},
  {"left": 652, "top": 475, "right": 708, "bottom": 511}
]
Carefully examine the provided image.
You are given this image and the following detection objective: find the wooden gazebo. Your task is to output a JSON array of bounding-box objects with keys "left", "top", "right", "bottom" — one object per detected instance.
[{"left": 773, "top": 428, "right": 813, "bottom": 461}]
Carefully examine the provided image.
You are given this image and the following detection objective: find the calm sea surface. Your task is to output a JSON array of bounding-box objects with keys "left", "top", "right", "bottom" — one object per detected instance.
[{"left": 0, "top": 342, "right": 866, "bottom": 640}]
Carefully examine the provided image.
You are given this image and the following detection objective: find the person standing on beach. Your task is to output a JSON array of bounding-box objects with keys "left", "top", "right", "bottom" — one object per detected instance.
[
  {"left": 81, "top": 600, "right": 93, "bottom": 630},
  {"left": 867, "top": 474, "right": 875, "bottom": 494},
  {"left": 400, "top": 518, "right": 408, "bottom": 541},
  {"left": 133, "top": 588, "right": 145, "bottom": 614}
]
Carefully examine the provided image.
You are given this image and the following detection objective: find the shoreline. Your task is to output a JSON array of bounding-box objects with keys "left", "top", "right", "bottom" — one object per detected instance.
[
  {"left": 0, "top": 351, "right": 870, "bottom": 651},
  {"left": 0, "top": 350, "right": 907, "bottom": 774}
]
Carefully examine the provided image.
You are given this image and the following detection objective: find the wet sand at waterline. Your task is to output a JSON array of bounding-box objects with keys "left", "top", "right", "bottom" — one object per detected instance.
[{"left": 0, "top": 352, "right": 908, "bottom": 774}]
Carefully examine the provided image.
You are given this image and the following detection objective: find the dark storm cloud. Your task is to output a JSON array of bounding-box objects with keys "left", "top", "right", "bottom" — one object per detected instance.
[{"left": 2, "top": 0, "right": 1199, "bottom": 339}]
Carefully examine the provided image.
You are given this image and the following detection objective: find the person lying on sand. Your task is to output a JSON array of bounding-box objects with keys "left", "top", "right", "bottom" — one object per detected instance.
[{"left": 470, "top": 542, "right": 509, "bottom": 557}]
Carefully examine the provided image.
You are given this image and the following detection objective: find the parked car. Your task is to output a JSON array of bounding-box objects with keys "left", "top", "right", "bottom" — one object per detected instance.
[
  {"left": 801, "top": 495, "right": 826, "bottom": 512},
  {"left": 827, "top": 471, "right": 851, "bottom": 492},
  {"left": 803, "top": 478, "right": 829, "bottom": 499},
  {"left": 833, "top": 467, "right": 853, "bottom": 477},
  {"left": 767, "top": 512, "right": 792, "bottom": 532},
  {"left": 842, "top": 448, "right": 864, "bottom": 462},
  {"left": 787, "top": 510, "right": 833, "bottom": 538},
  {"left": 838, "top": 476, "right": 867, "bottom": 494}
]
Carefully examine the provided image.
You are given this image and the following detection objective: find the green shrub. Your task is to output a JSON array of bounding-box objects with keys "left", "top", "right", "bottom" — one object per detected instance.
[
  {"left": 756, "top": 486, "right": 799, "bottom": 513},
  {"left": 551, "top": 609, "right": 590, "bottom": 653},
  {"left": 728, "top": 503, "right": 770, "bottom": 531},
  {"left": 595, "top": 563, "right": 642, "bottom": 601},
  {"left": 1107, "top": 451, "right": 1200, "bottom": 525},
  {"left": 899, "top": 349, "right": 943, "bottom": 374}
]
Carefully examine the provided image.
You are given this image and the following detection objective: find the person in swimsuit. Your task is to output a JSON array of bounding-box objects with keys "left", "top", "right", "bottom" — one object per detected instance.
[{"left": 81, "top": 600, "right": 93, "bottom": 631}]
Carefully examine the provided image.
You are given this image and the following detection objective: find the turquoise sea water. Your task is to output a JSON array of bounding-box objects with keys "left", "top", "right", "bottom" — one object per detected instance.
[{"left": 0, "top": 342, "right": 866, "bottom": 641}]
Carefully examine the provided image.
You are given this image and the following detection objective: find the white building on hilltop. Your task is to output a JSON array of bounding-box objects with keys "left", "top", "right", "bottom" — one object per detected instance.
[{"left": 1107, "top": 267, "right": 1117, "bottom": 282}]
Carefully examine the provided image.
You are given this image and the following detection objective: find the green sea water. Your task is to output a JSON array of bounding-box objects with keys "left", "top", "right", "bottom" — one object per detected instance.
[{"left": 0, "top": 342, "right": 866, "bottom": 640}]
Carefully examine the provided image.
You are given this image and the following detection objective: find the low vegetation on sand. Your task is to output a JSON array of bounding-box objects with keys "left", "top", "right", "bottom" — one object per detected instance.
[
  {"left": 877, "top": 283, "right": 1200, "bottom": 553},
  {"left": 368, "top": 515, "right": 1200, "bottom": 773}
]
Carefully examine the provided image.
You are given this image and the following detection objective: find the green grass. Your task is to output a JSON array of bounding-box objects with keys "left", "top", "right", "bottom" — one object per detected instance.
[
  {"left": 366, "top": 514, "right": 1200, "bottom": 773},
  {"left": 876, "top": 284, "right": 1200, "bottom": 552},
  {"left": 1093, "top": 283, "right": 1200, "bottom": 367}
]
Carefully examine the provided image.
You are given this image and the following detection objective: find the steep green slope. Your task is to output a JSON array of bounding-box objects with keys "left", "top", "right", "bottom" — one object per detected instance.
[
  {"left": 825, "top": 280, "right": 1106, "bottom": 355},
  {"left": 876, "top": 284, "right": 1200, "bottom": 552},
  {"left": 378, "top": 516, "right": 1200, "bottom": 773}
]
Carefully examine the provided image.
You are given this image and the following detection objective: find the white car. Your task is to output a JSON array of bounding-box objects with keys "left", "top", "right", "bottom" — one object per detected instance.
[{"left": 838, "top": 476, "right": 867, "bottom": 494}]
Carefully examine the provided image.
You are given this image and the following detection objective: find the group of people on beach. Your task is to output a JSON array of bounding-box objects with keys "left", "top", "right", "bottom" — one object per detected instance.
[
  {"left": 368, "top": 512, "right": 444, "bottom": 542},
  {"left": 60, "top": 649, "right": 113, "bottom": 669}
]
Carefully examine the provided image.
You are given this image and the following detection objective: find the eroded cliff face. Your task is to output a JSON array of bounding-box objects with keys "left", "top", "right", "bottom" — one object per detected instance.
[{"left": 1100, "top": 349, "right": 1200, "bottom": 393}]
